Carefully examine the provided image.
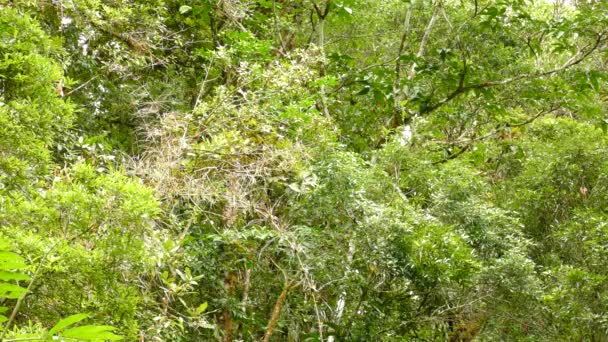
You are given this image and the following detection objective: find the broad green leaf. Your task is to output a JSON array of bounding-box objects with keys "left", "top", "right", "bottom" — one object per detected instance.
[
  {"left": 0, "top": 271, "right": 30, "bottom": 281},
  {"left": 0, "top": 251, "right": 25, "bottom": 263},
  {"left": 0, "top": 261, "right": 27, "bottom": 270},
  {"left": 49, "top": 313, "right": 90, "bottom": 335},
  {"left": 62, "top": 325, "right": 123, "bottom": 341},
  {"left": 0, "top": 283, "right": 27, "bottom": 298}
]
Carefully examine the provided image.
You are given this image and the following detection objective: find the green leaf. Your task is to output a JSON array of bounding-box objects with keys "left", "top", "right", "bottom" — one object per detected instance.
[
  {"left": 194, "top": 302, "right": 208, "bottom": 315},
  {"left": 258, "top": 0, "right": 273, "bottom": 8},
  {"left": 0, "top": 271, "right": 30, "bottom": 281},
  {"left": 0, "top": 283, "right": 27, "bottom": 299},
  {"left": 49, "top": 313, "right": 90, "bottom": 335},
  {"left": 0, "top": 261, "right": 27, "bottom": 270},
  {"left": 62, "top": 325, "right": 123, "bottom": 341},
  {"left": 356, "top": 85, "right": 371, "bottom": 96},
  {"left": 288, "top": 183, "right": 301, "bottom": 193},
  {"left": 0, "top": 251, "right": 25, "bottom": 263},
  {"left": 179, "top": 5, "right": 192, "bottom": 14}
]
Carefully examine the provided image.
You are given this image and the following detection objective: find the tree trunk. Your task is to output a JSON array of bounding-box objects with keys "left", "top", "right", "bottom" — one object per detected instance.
[
  {"left": 222, "top": 272, "right": 236, "bottom": 342},
  {"left": 263, "top": 281, "right": 295, "bottom": 342},
  {"left": 327, "top": 240, "right": 355, "bottom": 342}
]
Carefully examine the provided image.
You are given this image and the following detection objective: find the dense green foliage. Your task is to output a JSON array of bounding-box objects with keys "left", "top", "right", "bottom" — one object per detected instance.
[{"left": 0, "top": 0, "right": 607, "bottom": 340}]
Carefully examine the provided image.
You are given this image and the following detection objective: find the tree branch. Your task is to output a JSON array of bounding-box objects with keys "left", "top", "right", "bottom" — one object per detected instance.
[
  {"left": 421, "top": 31, "right": 606, "bottom": 115},
  {"left": 409, "top": 0, "right": 441, "bottom": 80},
  {"left": 431, "top": 106, "right": 559, "bottom": 164},
  {"left": 392, "top": 0, "right": 415, "bottom": 125},
  {"left": 262, "top": 280, "right": 297, "bottom": 342}
]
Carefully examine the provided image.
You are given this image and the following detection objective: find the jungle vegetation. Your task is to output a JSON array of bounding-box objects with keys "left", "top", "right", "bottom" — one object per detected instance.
[{"left": 0, "top": 0, "right": 607, "bottom": 341}]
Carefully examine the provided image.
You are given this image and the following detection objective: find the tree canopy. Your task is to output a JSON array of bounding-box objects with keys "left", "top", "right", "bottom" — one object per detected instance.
[{"left": 0, "top": 0, "right": 607, "bottom": 340}]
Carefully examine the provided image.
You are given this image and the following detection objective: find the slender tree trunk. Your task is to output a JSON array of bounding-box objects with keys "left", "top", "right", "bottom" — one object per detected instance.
[
  {"left": 409, "top": 0, "right": 441, "bottom": 80},
  {"left": 242, "top": 268, "right": 251, "bottom": 308},
  {"left": 233, "top": 268, "right": 252, "bottom": 340},
  {"left": 313, "top": 295, "right": 324, "bottom": 341},
  {"left": 318, "top": 17, "right": 325, "bottom": 51},
  {"left": 263, "top": 281, "right": 295, "bottom": 342},
  {"left": 318, "top": 16, "right": 330, "bottom": 117},
  {"left": 272, "top": 0, "right": 285, "bottom": 53},
  {"left": 222, "top": 272, "right": 236, "bottom": 342},
  {"left": 327, "top": 240, "right": 355, "bottom": 342},
  {"left": 391, "top": 0, "right": 439, "bottom": 132},
  {"left": 393, "top": 0, "right": 414, "bottom": 123},
  {"left": 313, "top": 1, "right": 331, "bottom": 116}
]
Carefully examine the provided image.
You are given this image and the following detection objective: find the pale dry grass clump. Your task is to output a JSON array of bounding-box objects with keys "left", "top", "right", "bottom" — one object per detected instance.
[{"left": 127, "top": 48, "right": 324, "bottom": 229}]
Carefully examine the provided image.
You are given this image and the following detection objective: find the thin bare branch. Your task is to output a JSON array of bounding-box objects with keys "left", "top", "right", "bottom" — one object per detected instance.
[{"left": 422, "top": 31, "right": 607, "bottom": 115}]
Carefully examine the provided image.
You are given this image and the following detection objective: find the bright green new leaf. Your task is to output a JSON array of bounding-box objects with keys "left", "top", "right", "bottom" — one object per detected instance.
[
  {"left": 0, "top": 261, "right": 28, "bottom": 270},
  {"left": 0, "top": 251, "right": 25, "bottom": 264},
  {"left": 194, "top": 302, "right": 208, "bottom": 315},
  {"left": 0, "top": 271, "right": 30, "bottom": 281},
  {"left": 0, "top": 283, "right": 27, "bottom": 298},
  {"left": 61, "top": 325, "right": 123, "bottom": 341},
  {"left": 49, "top": 313, "right": 90, "bottom": 335}
]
